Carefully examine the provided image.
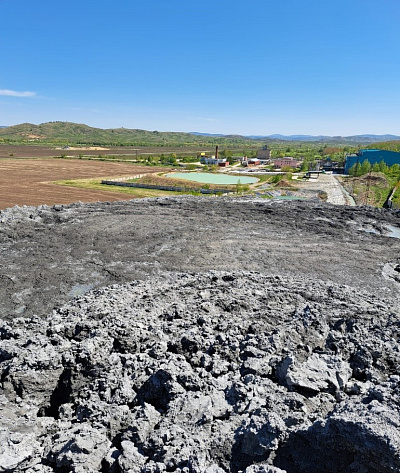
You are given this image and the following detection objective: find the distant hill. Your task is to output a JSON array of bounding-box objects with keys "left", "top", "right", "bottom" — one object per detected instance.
[
  {"left": 189, "top": 131, "right": 400, "bottom": 144},
  {"left": 255, "top": 134, "right": 400, "bottom": 143},
  {"left": 0, "top": 122, "right": 263, "bottom": 148},
  {"left": 265, "top": 134, "right": 331, "bottom": 141},
  {"left": 0, "top": 121, "right": 398, "bottom": 147},
  {"left": 366, "top": 140, "right": 400, "bottom": 153},
  {"left": 334, "top": 134, "right": 400, "bottom": 143},
  {"left": 189, "top": 132, "right": 225, "bottom": 137}
]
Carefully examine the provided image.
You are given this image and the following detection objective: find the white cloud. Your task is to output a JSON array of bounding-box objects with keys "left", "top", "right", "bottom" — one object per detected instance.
[
  {"left": 0, "top": 89, "right": 36, "bottom": 97},
  {"left": 196, "top": 117, "right": 220, "bottom": 122}
]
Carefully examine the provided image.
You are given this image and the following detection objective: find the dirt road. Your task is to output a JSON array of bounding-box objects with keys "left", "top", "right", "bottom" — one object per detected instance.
[{"left": 296, "top": 173, "right": 356, "bottom": 205}]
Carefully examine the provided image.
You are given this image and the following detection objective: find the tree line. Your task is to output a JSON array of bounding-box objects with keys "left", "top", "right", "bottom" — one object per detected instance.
[{"left": 348, "top": 159, "right": 400, "bottom": 177}]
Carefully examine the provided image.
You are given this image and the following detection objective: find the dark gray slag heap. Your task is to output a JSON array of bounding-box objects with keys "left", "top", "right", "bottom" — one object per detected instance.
[
  {"left": 1, "top": 197, "right": 400, "bottom": 472},
  {"left": 1, "top": 271, "right": 400, "bottom": 472}
]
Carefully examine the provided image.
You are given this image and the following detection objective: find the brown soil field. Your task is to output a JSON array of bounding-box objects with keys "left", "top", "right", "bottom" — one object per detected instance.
[{"left": 0, "top": 158, "right": 165, "bottom": 209}]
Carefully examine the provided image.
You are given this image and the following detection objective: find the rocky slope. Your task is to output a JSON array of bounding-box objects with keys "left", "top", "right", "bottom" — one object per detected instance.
[{"left": 1, "top": 197, "right": 400, "bottom": 472}]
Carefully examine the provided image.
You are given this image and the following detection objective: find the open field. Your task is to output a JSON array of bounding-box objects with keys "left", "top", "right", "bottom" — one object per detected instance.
[
  {"left": 0, "top": 158, "right": 166, "bottom": 209},
  {"left": 0, "top": 144, "right": 218, "bottom": 159},
  {"left": 0, "top": 155, "right": 354, "bottom": 210}
]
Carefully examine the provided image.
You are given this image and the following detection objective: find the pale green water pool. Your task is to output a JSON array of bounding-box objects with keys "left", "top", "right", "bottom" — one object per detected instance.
[{"left": 166, "top": 172, "right": 258, "bottom": 185}]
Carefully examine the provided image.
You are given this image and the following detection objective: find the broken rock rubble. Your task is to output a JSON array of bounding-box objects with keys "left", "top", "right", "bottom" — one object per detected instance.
[{"left": 1, "top": 271, "right": 400, "bottom": 472}]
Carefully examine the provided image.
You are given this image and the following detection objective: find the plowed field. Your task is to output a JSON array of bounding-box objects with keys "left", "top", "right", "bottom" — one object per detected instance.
[{"left": 0, "top": 158, "right": 163, "bottom": 209}]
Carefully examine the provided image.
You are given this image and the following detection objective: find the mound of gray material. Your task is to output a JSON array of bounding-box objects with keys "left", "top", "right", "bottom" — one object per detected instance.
[
  {"left": 1, "top": 197, "right": 400, "bottom": 321},
  {"left": 1, "top": 271, "right": 400, "bottom": 472},
  {"left": 1, "top": 197, "right": 400, "bottom": 472}
]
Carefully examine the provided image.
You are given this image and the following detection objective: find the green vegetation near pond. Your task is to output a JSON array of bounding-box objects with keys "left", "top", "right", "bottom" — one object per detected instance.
[{"left": 54, "top": 178, "right": 184, "bottom": 198}]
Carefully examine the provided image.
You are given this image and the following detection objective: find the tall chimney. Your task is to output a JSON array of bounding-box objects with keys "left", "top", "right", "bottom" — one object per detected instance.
[{"left": 215, "top": 145, "right": 219, "bottom": 160}]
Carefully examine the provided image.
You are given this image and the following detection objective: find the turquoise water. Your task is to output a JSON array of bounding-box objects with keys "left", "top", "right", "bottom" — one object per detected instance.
[{"left": 166, "top": 172, "right": 258, "bottom": 185}]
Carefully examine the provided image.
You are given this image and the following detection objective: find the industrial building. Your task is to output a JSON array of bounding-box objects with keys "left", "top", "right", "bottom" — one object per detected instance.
[
  {"left": 273, "top": 157, "right": 301, "bottom": 169},
  {"left": 344, "top": 149, "right": 400, "bottom": 174},
  {"left": 256, "top": 146, "right": 272, "bottom": 160}
]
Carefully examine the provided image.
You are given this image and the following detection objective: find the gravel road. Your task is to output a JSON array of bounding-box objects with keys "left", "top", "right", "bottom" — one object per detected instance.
[{"left": 295, "top": 174, "right": 355, "bottom": 205}]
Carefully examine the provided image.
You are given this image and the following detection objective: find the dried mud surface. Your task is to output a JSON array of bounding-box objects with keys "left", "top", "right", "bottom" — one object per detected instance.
[{"left": 1, "top": 197, "right": 400, "bottom": 472}]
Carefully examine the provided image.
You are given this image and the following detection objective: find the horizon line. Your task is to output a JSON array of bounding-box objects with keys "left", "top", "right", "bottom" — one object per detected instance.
[{"left": 1, "top": 121, "right": 399, "bottom": 139}]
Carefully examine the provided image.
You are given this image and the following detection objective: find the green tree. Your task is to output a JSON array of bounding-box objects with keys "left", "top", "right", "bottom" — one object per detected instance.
[
  {"left": 300, "top": 160, "right": 309, "bottom": 172},
  {"left": 161, "top": 153, "right": 177, "bottom": 165},
  {"left": 220, "top": 149, "right": 232, "bottom": 159},
  {"left": 378, "top": 160, "right": 389, "bottom": 174},
  {"left": 349, "top": 163, "right": 361, "bottom": 176},
  {"left": 360, "top": 159, "right": 371, "bottom": 175},
  {"left": 389, "top": 163, "right": 400, "bottom": 178}
]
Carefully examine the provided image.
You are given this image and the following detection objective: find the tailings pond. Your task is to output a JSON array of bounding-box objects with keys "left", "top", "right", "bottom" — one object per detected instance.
[{"left": 166, "top": 172, "right": 258, "bottom": 185}]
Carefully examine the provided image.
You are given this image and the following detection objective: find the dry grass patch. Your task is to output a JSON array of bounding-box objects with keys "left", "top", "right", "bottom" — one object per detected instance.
[{"left": 54, "top": 178, "right": 183, "bottom": 198}]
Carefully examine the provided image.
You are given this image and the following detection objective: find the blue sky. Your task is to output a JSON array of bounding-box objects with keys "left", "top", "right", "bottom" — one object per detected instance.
[{"left": 1, "top": 0, "right": 400, "bottom": 135}]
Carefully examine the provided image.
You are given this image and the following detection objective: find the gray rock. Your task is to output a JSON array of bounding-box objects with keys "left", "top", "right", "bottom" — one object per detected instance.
[
  {"left": 1, "top": 198, "right": 400, "bottom": 472},
  {"left": 245, "top": 466, "right": 287, "bottom": 473},
  {"left": 240, "top": 410, "right": 287, "bottom": 456},
  {"left": 118, "top": 440, "right": 148, "bottom": 472},
  {"left": 0, "top": 429, "right": 39, "bottom": 472},
  {"left": 279, "top": 353, "right": 352, "bottom": 394},
  {"left": 45, "top": 425, "right": 111, "bottom": 472}
]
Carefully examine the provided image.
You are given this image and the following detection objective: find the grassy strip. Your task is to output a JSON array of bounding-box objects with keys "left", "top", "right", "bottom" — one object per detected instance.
[{"left": 53, "top": 178, "right": 185, "bottom": 198}]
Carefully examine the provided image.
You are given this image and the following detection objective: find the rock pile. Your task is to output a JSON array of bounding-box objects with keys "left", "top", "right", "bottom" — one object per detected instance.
[{"left": 1, "top": 271, "right": 400, "bottom": 472}]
